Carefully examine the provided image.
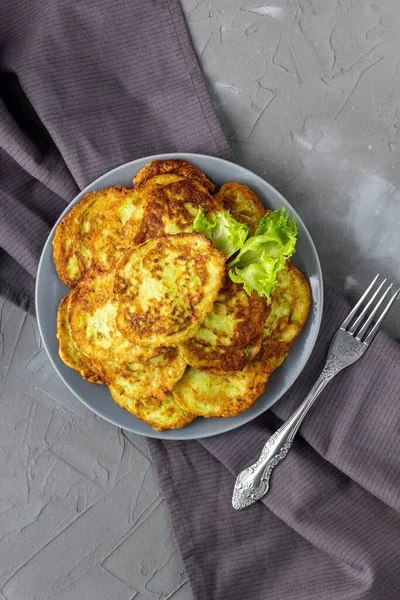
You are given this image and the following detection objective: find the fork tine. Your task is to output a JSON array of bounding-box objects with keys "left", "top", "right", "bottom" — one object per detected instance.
[
  {"left": 348, "top": 278, "right": 386, "bottom": 334},
  {"left": 341, "top": 274, "right": 379, "bottom": 329},
  {"left": 362, "top": 287, "right": 400, "bottom": 344},
  {"left": 356, "top": 283, "right": 393, "bottom": 339}
]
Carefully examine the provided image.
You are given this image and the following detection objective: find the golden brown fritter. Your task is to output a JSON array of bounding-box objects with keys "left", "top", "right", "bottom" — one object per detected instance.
[
  {"left": 57, "top": 292, "right": 104, "bottom": 384},
  {"left": 129, "top": 180, "right": 220, "bottom": 245},
  {"left": 215, "top": 182, "right": 268, "bottom": 233},
  {"left": 53, "top": 186, "right": 129, "bottom": 287},
  {"left": 261, "top": 262, "right": 311, "bottom": 361},
  {"left": 91, "top": 187, "right": 146, "bottom": 272},
  {"left": 115, "top": 233, "right": 226, "bottom": 348},
  {"left": 106, "top": 349, "right": 187, "bottom": 401},
  {"left": 171, "top": 350, "right": 272, "bottom": 418},
  {"left": 179, "top": 278, "right": 268, "bottom": 373},
  {"left": 111, "top": 390, "right": 196, "bottom": 431},
  {"left": 133, "top": 159, "right": 218, "bottom": 194},
  {"left": 69, "top": 271, "right": 163, "bottom": 363}
]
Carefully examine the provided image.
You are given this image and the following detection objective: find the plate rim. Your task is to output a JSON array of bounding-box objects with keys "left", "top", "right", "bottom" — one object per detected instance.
[{"left": 36, "top": 152, "right": 323, "bottom": 439}]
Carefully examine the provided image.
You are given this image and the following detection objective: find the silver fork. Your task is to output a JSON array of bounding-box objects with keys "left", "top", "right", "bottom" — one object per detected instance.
[{"left": 232, "top": 274, "right": 399, "bottom": 510}]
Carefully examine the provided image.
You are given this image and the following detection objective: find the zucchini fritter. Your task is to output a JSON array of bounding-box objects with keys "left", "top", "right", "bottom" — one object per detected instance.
[
  {"left": 57, "top": 292, "right": 104, "bottom": 384},
  {"left": 133, "top": 158, "right": 218, "bottom": 194},
  {"left": 172, "top": 352, "right": 272, "bottom": 418},
  {"left": 130, "top": 180, "right": 220, "bottom": 245},
  {"left": 179, "top": 278, "right": 268, "bottom": 374},
  {"left": 69, "top": 271, "right": 162, "bottom": 363},
  {"left": 53, "top": 186, "right": 129, "bottom": 287},
  {"left": 262, "top": 262, "right": 311, "bottom": 360},
  {"left": 91, "top": 187, "right": 145, "bottom": 272},
  {"left": 111, "top": 390, "right": 196, "bottom": 431},
  {"left": 215, "top": 182, "right": 267, "bottom": 233},
  {"left": 106, "top": 348, "right": 187, "bottom": 401},
  {"left": 114, "top": 233, "right": 226, "bottom": 348}
]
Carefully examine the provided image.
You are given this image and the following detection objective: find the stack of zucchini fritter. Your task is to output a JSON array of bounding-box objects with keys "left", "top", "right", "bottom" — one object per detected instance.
[{"left": 54, "top": 160, "right": 310, "bottom": 430}]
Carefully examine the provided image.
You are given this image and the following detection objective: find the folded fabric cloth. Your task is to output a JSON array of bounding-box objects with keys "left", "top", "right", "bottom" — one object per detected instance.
[{"left": 1, "top": 1, "right": 399, "bottom": 599}]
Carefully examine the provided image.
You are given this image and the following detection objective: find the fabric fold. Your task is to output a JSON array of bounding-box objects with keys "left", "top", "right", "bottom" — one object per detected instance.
[{"left": 149, "top": 435, "right": 400, "bottom": 600}]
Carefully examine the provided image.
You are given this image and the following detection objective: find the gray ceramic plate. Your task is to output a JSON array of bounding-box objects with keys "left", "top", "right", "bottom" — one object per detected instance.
[{"left": 36, "top": 153, "right": 323, "bottom": 439}]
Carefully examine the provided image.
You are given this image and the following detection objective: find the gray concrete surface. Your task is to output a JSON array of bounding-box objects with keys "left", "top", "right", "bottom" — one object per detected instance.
[{"left": 1, "top": 1, "right": 399, "bottom": 599}]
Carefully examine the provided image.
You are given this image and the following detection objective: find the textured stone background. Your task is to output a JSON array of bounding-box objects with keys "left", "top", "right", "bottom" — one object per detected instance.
[{"left": 1, "top": 1, "right": 399, "bottom": 599}]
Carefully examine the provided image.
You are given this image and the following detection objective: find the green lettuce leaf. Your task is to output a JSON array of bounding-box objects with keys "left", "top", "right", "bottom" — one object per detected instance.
[
  {"left": 193, "top": 207, "right": 249, "bottom": 259},
  {"left": 228, "top": 207, "right": 297, "bottom": 301}
]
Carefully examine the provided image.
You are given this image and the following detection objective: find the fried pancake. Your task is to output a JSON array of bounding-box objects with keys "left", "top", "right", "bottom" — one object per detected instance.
[
  {"left": 261, "top": 262, "right": 311, "bottom": 360},
  {"left": 69, "top": 271, "right": 162, "bottom": 363},
  {"left": 57, "top": 292, "right": 104, "bottom": 384},
  {"left": 130, "top": 180, "right": 220, "bottom": 245},
  {"left": 91, "top": 188, "right": 146, "bottom": 271},
  {"left": 115, "top": 233, "right": 226, "bottom": 348},
  {"left": 179, "top": 278, "right": 268, "bottom": 374},
  {"left": 172, "top": 350, "right": 272, "bottom": 418},
  {"left": 53, "top": 186, "right": 129, "bottom": 287},
  {"left": 215, "top": 182, "right": 267, "bottom": 233},
  {"left": 111, "top": 390, "right": 196, "bottom": 431},
  {"left": 133, "top": 159, "right": 218, "bottom": 194},
  {"left": 106, "top": 348, "right": 187, "bottom": 400}
]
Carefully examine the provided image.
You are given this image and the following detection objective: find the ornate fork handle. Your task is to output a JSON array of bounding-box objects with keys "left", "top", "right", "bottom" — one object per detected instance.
[{"left": 232, "top": 354, "right": 344, "bottom": 510}]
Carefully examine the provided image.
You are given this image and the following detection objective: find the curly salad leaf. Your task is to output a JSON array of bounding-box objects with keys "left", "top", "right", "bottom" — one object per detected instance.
[
  {"left": 193, "top": 206, "right": 298, "bottom": 301},
  {"left": 193, "top": 208, "right": 249, "bottom": 259}
]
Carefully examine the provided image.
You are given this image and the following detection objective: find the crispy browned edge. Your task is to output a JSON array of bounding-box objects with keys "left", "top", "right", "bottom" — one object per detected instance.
[
  {"left": 133, "top": 159, "right": 218, "bottom": 194},
  {"left": 57, "top": 291, "right": 105, "bottom": 384}
]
